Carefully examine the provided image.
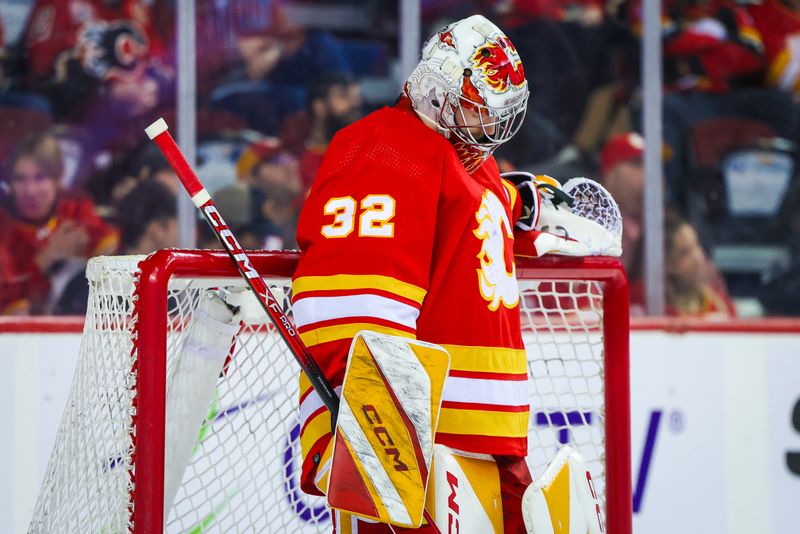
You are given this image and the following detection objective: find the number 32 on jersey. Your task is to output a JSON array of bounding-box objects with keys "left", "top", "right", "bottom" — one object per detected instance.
[{"left": 321, "top": 195, "right": 396, "bottom": 238}]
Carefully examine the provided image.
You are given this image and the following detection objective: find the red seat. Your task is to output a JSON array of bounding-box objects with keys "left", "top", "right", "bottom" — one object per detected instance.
[{"left": 689, "top": 117, "right": 775, "bottom": 168}]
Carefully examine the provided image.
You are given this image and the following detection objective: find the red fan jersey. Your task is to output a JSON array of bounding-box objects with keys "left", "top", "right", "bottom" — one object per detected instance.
[
  {"left": 748, "top": 0, "right": 800, "bottom": 94},
  {"left": 629, "top": 0, "right": 764, "bottom": 92},
  {"left": 21, "top": 0, "right": 164, "bottom": 84},
  {"left": 0, "top": 210, "right": 28, "bottom": 315},
  {"left": 5, "top": 195, "right": 119, "bottom": 313},
  {"left": 292, "top": 98, "right": 540, "bottom": 496}
]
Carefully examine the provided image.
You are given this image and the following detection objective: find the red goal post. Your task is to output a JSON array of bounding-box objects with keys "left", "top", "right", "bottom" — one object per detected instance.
[{"left": 29, "top": 249, "right": 631, "bottom": 533}]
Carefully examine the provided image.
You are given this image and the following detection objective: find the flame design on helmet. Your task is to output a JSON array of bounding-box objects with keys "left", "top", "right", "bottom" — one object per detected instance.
[
  {"left": 472, "top": 36, "right": 526, "bottom": 93},
  {"left": 460, "top": 75, "right": 486, "bottom": 110},
  {"left": 438, "top": 29, "right": 456, "bottom": 49},
  {"left": 405, "top": 15, "right": 529, "bottom": 173}
]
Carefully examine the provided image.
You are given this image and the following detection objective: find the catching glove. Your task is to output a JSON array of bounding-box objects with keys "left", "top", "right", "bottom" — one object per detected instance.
[{"left": 503, "top": 173, "right": 623, "bottom": 257}]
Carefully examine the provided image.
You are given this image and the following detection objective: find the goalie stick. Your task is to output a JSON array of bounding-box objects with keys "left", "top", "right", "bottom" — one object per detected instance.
[
  {"left": 145, "top": 118, "right": 339, "bottom": 420},
  {"left": 146, "top": 118, "right": 441, "bottom": 533}
]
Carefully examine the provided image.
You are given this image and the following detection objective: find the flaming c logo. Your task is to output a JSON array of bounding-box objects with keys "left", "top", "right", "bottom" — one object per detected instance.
[
  {"left": 474, "top": 190, "right": 519, "bottom": 311},
  {"left": 472, "top": 36, "right": 526, "bottom": 93}
]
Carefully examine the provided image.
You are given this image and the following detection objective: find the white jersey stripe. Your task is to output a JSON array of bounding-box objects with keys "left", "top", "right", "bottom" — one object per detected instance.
[
  {"left": 300, "top": 385, "right": 342, "bottom": 427},
  {"left": 293, "top": 294, "right": 420, "bottom": 330},
  {"left": 302, "top": 365, "right": 528, "bottom": 419},
  {"left": 442, "top": 376, "right": 529, "bottom": 407}
]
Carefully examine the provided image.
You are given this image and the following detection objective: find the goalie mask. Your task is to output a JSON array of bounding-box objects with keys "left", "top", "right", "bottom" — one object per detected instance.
[{"left": 405, "top": 15, "right": 529, "bottom": 172}]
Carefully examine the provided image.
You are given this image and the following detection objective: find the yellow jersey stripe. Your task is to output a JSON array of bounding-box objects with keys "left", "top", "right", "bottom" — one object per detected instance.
[
  {"left": 500, "top": 179, "right": 518, "bottom": 211},
  {"left": 436, "top": 407, "right": 529, "bottom": 438},
  {"left": 300, "top": 408, "right": 332, "bottom": 455},
  {"left": 293, "top": 274, "right": 426, "bottom": 304},
  {"left": 299, "top": 372, "right": 312, "bottom": 397},
  {"left": 300, "top": 323, "right": 415, "bottom": 347},
  {"left": 768, "top": 49, "right": 791, "bottom": 87},
  {"left": 739, "top": 26, "right": 763, "bottom": 49},
  {"left": 440, "top": 344, "right": 528, "bottom": 374}
]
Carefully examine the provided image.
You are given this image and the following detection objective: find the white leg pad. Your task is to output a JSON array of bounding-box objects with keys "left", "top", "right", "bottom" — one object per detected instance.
[
  {"left": 430, "top": 445, "right": 504, "bottom": 533},
  {"left": 522, "top": 445, "right": 604, "bottom": 534}
]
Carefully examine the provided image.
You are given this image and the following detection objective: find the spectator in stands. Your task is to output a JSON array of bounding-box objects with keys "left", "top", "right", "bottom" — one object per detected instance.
[
  {"left": 21, "top": 0, "right": 172, "bottom": 117},
  {"left": 200, "top": 0, "right": 351, "bottom": 90},
  {"left": 236, "top": 140, "right": 303, "bottom": 249},
  {"left": 0, "top": 210, "right": 26, "bottom": 315},
  {"left": 113, "top": 143, "right": 179, "bottom": 205},
  {"left": 53, "top": 179, "right": 178, "bottom": 314},
  {"left": 114, "top": 180, "right": 177, "bottom": 255},
  {"left": 2, "top": 132, "right": 119, "bottom": 314},
  {"left": 656, "top": 0, "right": 764, "bottom": 93},
  {"left": 662, "top": 210, "right": 736, "bottom": 317},
  {"left": 626, "top": 0, "right": 800, "bottom": 203},
  {"left": 211, "top": 183, "right": 284, "bottom": 250},
  {"left": 600, "top": 132, "right": 645, "bottom": 274},
  {"left": 747, "top": 0, "right": 800, "bottom": 99},
  {"left": 487, "top": 0, "right": 632, "bottom": 171},
  {"left": 18, "top": 0, "right": 174, "bottom": 187},
  {"left": 295, "top": 72, "right": 362, "bottom": 194},
  {"left": 601, "top": 132, "right": 736, "bottom": 315},
  {"left": 201, "top": 0, "right": 352, "bottom": 136},
  {"left": 630, "top": 210, "right": 736, "bottom": 317}
]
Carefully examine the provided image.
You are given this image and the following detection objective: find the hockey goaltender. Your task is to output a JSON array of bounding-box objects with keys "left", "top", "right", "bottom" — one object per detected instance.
[{"left": 291, "top": 14, "right": 620, "bottom": 534}]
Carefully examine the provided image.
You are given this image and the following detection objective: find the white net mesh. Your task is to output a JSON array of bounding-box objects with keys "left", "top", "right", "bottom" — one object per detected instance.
[
  {"left": 521, "top": 280, "right": 606, "bottom": 523},
  {"left": 29, "top": 254, "right": 609, "bottom": 533},
  {"left": 29, "top": 256, "right": 144, "bottom": 533}
]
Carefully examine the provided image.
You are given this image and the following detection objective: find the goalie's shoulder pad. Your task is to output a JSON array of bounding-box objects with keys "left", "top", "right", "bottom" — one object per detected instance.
[{"left": 522, "top": 445, "right": 604, "bottom": 534}]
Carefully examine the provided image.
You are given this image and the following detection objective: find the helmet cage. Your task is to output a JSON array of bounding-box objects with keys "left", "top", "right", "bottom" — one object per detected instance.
[{"left": 440, "top": 88, "right": 528, "bottom": 152}]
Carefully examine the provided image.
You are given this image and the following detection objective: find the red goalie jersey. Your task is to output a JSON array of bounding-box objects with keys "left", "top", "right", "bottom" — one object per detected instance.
[{"left": 293, "top": 98, "right": 536, "bottom": 495}]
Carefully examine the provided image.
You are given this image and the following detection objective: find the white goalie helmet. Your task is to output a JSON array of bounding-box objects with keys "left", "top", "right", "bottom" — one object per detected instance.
[{"left": 405, "top": 15, "right": 529, "bottom": 171}]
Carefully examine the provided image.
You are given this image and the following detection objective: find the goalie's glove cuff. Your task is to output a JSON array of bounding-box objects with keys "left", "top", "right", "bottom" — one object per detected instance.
[
  {"left": 502, "top": 171, "right": 558, "bottom": 231},
  {"left": 515, "top": 179, "right": 541, "bottom": 231}
]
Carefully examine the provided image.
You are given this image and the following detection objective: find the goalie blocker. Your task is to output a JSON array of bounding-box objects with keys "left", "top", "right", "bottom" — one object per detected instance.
[{"left": 325, "top": 331, "right": 450, "bottom": 528}]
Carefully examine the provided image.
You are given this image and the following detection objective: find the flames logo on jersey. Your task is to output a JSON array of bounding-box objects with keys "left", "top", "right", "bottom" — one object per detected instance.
[
  {"left": 472, "top": 36, "right": 526, "bottom": 93},
  {"left": 474, "top": 190, "right": 519, "bottom": 311}
]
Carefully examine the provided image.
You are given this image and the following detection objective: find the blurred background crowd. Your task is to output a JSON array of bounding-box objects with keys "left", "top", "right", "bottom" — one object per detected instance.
[{"left": 0, "top": 0, "right": 799, "bottom": 318}]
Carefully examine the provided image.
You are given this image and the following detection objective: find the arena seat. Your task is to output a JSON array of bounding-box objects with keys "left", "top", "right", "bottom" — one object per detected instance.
[{"left": 685, "top": 117, "right": 796, "bottom": 297}]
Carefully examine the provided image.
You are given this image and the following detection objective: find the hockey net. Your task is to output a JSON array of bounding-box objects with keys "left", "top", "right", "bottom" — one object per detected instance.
[{"left": 29, "top": 250, "right": 630, "bottom": 533}]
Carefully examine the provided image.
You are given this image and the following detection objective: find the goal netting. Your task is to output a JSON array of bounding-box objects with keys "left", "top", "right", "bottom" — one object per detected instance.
[{"left": 29, "top": 250, "right": 629, "bottom": 533}]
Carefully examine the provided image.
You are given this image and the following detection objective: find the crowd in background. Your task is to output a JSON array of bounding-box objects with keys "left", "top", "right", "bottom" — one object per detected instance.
[{"left": 0, "top": 0, "right": 799, "bottom": 318}]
